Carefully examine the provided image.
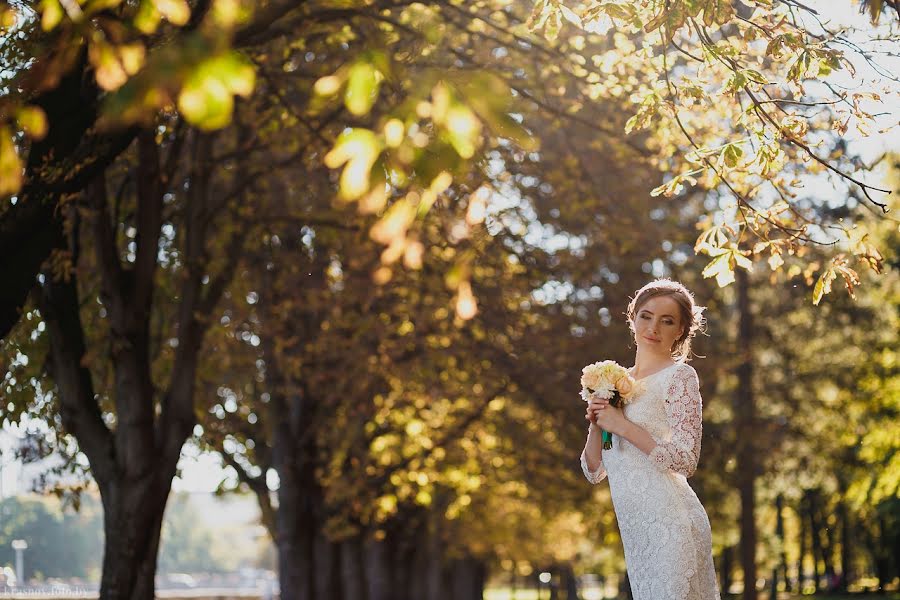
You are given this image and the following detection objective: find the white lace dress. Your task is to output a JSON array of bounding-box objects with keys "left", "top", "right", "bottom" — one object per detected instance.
[{"left": 580, "top": 362, "right": 720, "bottom": 600}]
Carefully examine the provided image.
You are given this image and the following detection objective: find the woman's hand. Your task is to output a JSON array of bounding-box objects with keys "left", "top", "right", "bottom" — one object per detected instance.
[
  {"left": 585, "top": 393, "right": 608, "bottom": 425},
  {"left": 585, "top": 392, "right": 628, "bottom": 435}
]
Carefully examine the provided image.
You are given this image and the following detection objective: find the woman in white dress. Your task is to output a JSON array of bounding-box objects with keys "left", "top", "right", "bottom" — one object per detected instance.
[{"left": 580, "top": 278, "right": 720, "bottom": 600}]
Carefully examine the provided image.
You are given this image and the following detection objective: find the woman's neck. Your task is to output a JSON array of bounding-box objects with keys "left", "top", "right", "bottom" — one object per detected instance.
[{"left": 632, "top": 347, "right": 675, "bottom": 375}]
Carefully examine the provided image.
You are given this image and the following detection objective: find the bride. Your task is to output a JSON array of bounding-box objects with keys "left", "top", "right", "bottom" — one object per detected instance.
[{"left": 580, "top": 278, "right": 720, "bottom": 599}]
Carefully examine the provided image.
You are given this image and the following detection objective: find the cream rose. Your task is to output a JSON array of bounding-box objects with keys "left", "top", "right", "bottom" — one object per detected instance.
[{"left": 615, "top": 375, "right": 635, "bottom": 398}]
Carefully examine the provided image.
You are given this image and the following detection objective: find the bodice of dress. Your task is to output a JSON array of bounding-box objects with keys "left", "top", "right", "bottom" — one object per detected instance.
[{"left": 580, "top": 361, "right": 703, "bottom": 483}]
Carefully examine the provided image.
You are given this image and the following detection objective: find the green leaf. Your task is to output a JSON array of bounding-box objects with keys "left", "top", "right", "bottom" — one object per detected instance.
[
  {"left": 177, "top": 53, "right": 255, "bottom": 130},
  {"left": 444, "top": 104, "right": 482, "bottom": 159},
  {"left": 209, "top": 52, "right": 256, "bottom": 97},
  {"left": 345, "top": 61, "right": 380, "bottom": 117},
  {"left": 743, "top": 69, "right": 768, "bottom": 85},
  {"left": 722, "top": 143, "right": 743, "bottom": 168},
  {"left": 134, "top": 0, "right": 161, "bottom": 33},
  {"left": 722, "top": 70, "right": 747, "bottom": 94}
]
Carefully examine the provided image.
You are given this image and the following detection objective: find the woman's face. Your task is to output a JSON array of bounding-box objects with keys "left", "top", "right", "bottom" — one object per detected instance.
[{"left": 633, "top": 295, "right": 685, "bottom": 356}]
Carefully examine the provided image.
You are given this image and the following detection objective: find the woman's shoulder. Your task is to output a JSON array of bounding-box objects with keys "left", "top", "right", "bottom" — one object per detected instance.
[{"left": 670, "top": 361, "right": 699, "bottom": 383}]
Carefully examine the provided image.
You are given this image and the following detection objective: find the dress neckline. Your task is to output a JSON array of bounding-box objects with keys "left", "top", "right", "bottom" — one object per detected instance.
[{"left": 629, "top": 361, "right": 681, "bottom": 383}]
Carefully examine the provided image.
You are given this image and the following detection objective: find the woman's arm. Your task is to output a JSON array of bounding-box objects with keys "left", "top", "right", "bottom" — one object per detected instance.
[
  {"left": 617, "top": 419, "right": 659, "bottom": 455},
  {"left": 646, "top": 365, "right": 703, "bottom": 477},
  {"left": 580, "top": 423, "right": 608, "bottom": 484}
]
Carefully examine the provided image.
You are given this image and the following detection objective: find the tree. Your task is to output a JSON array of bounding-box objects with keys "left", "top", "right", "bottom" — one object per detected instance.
[
  {"left": 530, "top": 0, "right": 897, "bottom": 301},
  {"left": 1, "top": 1, "right": 897, "bottom": 598},
  {"left": 3, "top": 1, "right": 897, "bottom": 346}
]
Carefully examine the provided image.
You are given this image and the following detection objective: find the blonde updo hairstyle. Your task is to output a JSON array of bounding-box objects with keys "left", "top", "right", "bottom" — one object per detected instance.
[{"left": 626, "top": 278, "right": 706, "bottom": 362}]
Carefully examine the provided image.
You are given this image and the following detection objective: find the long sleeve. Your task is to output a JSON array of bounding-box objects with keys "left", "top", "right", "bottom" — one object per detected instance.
[
  {"left": 580, "top": 430, "right": 607, "bottom": 484},
  {"left": 648, "top": 364, "right": 703, "bottom": 478}
]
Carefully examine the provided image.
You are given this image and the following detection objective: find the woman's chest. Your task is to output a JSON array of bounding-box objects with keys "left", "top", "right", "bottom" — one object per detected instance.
[{"left": 623, "top": 384, "right": 671, "bottom": 438}]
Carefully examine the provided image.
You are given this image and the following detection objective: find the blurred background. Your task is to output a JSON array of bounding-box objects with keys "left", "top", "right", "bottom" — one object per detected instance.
[{"left": 0, "top": 0, "right": 898, "bottom": 599}]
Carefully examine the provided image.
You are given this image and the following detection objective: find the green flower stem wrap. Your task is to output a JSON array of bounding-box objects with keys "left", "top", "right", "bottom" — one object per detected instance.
[{"left": 600, "top": 390, "right": 624, "bottom": 450}]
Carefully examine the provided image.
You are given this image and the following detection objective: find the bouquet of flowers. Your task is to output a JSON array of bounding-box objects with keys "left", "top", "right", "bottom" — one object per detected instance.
[{"left": 580, "top": 360, "right": 642, "bottom": 449}]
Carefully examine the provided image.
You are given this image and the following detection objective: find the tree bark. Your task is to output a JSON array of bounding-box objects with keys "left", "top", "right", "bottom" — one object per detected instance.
[
  {"left": 734, "top": 269, "right": 757, "bottom": 600},
  {"left": 39, "top": 259, "right": 183, "bottom": 600},
  {"left": 97, "top": 476, "right": 171, "bottom": 600},
  {"left": 560, "top": 563, "right": 579, "bottom": 600},
  {"left": 873, "top": 514, "right": 890, "bottom": 590},
  {"left": 340, "top": 537, "right": 368, "bottom": 600},
  {"left": 1, "top": 54, "right": 138, "bottom": 342},
  {"left": 797, "top": 496, "right": 808, "bottom": 593},
  {"left": 720, "top": 545, "right": 733, "bottom": 596},
  {"left": 37, "top": 129, "right": 229, "bottom": 599},
  {"left": 806, "top": 490, "right": 823, "bottom": 591},
  {"left": 769, "top": 493, "right": 785, "bottom": 599},
  {"left": 818, "top": 496, "right": 836, "bottom": 590},
  {"left": 834, "top": 471, "right": 854, "bottom": 591},
  {"left": 363, "top": 537, "right": 393, "bottom": 600}
]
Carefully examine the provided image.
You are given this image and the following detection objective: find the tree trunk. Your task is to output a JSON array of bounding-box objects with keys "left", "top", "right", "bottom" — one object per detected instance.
[
  {"left": 560, "top": 563, "right": 579, "bottom": 600},
  {"left": 820, "top": 500, "right": 836, "bottom": 590},
  {"left": 97, "top": 476, "right": 171, "bottom": 599},
  {"left": 39, "top": 249, "right": 185, "bottom": 600},
  {"left": 720, "top": 545, "right": 733, "bottom": 597},
  {"left": 769, "top": 493, "right": 784, "bottom": 599},
  {"left": 363, "top": 537, "right": 392, "bottom": 600},
  {"left": 0, "top": 52, "right": 138, "bottom": 342},
  {"left": 340, "top": 537, "right": 368, "bottom": 600},
  {"left": 448, "top": 556, "right": 485, "bottom": 600},
  {"left": 807, "top": 490, "right": 822, "bottom": 591},
  {"left": 314, "top": 531, "right": 342, "bottom": 600},
  {"left": 837, "top": 500, "right": 851, "bottom": 591},
  {"left": 797, "top": 497, "right": 807, "bottom": 593},
  {"left": 835, "top": 475, "right": 853, "bottom": 592},
  {"left": 734, "top": 269, "right": 757, "bottom": 600},
  {"left": 272, "top": 427, "right": 316, "bottom": 600},
  {"left": 873, "top": 514, "right": 890, "bottom": 590}
]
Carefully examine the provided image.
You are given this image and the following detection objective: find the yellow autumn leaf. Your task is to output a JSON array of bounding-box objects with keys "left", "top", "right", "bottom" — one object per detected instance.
[
  {"left": 89, "top": 41, "right": 128, "bottom": 91},
  {"left": 119, "top": 44, "right": 146, "bottom": 76},
  {"left": 370, "top": 198, "right": 416, "bottom": 245},
  {"left": 812, "top": 267, "right": 836, "bottom": 305},
  {"left": 383, "top": 119, "right": 404, "bottom": 148},
  {"left": 40, "top": 0, "right": 63, "bottom": 31},
  {"left": 16, "top": 107, "right": 48, "bottom": 139},
  {"left": 701, "top": 251, "right": 735, "bottom": 287},
  {"left": 134, "top": 0, "right": 161, "bottom": 34},
  {"left": 323, "top": 129, "right": 382, "bottom": 201},
  {"left": 2, "top": 6, "right": 18, "bottom": 29},
  {"left": 155, "top": 0, "right": 190, "bottom": 26},
  {"left": 0, "top": 127, "right": 23, "bottom": 196}
]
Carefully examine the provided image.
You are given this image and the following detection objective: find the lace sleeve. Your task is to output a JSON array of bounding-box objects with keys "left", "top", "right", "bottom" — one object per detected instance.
[
  {"left": 580, "top": 430, "right": 607, "bottom": 484},
  {"left": 648, "top": 364, "right": 703, "bottom": 478}
]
